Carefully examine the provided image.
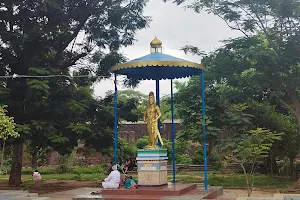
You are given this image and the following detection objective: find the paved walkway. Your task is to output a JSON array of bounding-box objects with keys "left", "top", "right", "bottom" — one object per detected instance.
[
  {"left": 0, "top": 190, "right": 49, "bottom": 200},
  {"left": 38, "top": 187, "right": 276, "bottom": 200},
  {"left": 39, "top": 187, "right": 99, "bottom": 200}
]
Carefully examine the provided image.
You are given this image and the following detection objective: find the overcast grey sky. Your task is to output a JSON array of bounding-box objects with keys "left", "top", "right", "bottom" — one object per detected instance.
[{"left": 93, "top": 0, "right": 242, "bottom": 97}]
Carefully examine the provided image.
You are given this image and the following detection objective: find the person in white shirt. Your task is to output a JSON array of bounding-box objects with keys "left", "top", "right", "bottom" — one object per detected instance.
[{"left": 102, "top": 164, "right": 121, "bottom": 189}]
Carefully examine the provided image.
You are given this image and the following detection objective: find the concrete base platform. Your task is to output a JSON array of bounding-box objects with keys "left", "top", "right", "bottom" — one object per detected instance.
[
  {"left": 101, "top": 183, "right": 197, "bottom": 196},
  {"left": 73, "top": 185, "right": 224, "bottom": 200}
]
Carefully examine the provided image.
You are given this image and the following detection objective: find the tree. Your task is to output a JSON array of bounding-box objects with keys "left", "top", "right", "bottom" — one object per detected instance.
[
  {"left": 0, "top": 105, "right": 19, "bottom": 141},
  {"left": 174, "top": 77, "right": 222, "bottom": 164},
  {"left": 0, "top": 105, "right": 20, "bottom": 174},
  {"left": 159, "top": 95, "right": 180, "bottom": 121},
  {"left": 247, "top": 100, "right": 300, "bottom": 175},
  {"left": 187, "top": 35, "right": 300, "bottom": 176},
  {"left": 118, "top": 90, "right": 148, "bottom": 121},
  {"left": 0, "top": 0, "right": 149, "bottom": 186},
  {"left": 168, "top": 0, "right": 300, "bottom": 128},
  {"left": 223, "top": 128, "right": 281, "bottom": 197}
]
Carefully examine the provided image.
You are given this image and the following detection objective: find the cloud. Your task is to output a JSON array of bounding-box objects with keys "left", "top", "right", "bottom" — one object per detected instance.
[{"left": 93, "top": 0, "right": 242, "bottom": 97}]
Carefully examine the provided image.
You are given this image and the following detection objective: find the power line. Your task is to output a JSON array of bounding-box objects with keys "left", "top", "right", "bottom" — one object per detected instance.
[
  {"left": 0, "top": 73, "right": 129, "bottom": 85},
  {"left": 0, "top": 73, "right": 111, "bottom": 79}
]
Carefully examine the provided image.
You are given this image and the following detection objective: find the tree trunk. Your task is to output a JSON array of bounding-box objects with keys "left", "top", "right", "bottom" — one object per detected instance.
[
  {"left": 31, "top": 151, "right": 38, "bottom": 169},
  {"left": 267, "top": 154, "right": 278, "bottom": 176},
  {"left": 287, "top": 87, "right": 300, "bottom": 188},
  {"left": 287, "top": 87, "right": 300, "bottom": 128},
  {"left": 8, "top": 142, "right": 24, "bottom": 187},
  {"left": 289, "top": 156, "right": 295, "bottom": 177},
  {"left": 0, "top": 140, "right": 6, "bottom": 173},
  {"left": 271, "top": 156, "right": 278, "bottom": 175},
  {"left": 207, "top": 141, "right": 214, "bottom": 165},
  {"left": 293, "top": 113, "right": 300, "bottom": 188}
]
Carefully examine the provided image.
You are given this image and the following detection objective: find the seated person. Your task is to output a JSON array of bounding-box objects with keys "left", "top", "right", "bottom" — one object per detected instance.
[
  {"left": 123, "top": 159, "right": 131, "bottom": 173},
  {"left": 102, "top": 164, "right": 121, "bottom": 189},
  {"left": 124, "top": 176, "right": 138, "bottom": 189},
  {"left": 32, "top": 170, "right": 41, "bottom": 181}
]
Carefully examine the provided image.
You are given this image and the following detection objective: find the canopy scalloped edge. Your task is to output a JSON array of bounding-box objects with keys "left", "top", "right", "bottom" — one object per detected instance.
[
  {"left": 109, "top": 60, "right": 205, "bottom": 73},
  {"left": 128, "top": 74, "right": 200, "bottom": 80}
]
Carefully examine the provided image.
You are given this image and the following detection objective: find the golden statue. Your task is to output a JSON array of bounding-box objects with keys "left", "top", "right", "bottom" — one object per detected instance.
[{"left": 143, "top": 92, "right": 164, "bottom": 149}]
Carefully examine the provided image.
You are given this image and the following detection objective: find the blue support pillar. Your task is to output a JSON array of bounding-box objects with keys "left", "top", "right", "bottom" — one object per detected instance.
[
  {"left": 171, "top": 79, "right": 176, "bottom": 183},
  {"left": 201, "top": 70, "right": 208, "bottom": 191},
  {"left": 156, "top": 79, "right": 162, "bottom": 147},
  {"left": 113, "top": 74, "right": 118, "bottom": 165}
]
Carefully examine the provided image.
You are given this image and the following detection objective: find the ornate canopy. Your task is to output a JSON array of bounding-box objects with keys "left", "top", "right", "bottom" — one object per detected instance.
[
  {"left": 109, "top": 37, "right": 205, "bottom": 80},
  {"left": 110, "top": 37, "right": 208, "bottom": 191}
]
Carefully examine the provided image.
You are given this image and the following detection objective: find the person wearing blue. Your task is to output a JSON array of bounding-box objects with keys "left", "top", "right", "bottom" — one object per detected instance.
[{"left": 124, "top": 176, "right": 138, "bottom": 189}]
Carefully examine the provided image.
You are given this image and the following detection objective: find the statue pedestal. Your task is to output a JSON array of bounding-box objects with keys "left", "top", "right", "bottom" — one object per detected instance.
[{"left": 136, "top": 148, "right": 168, "bottom": 186}]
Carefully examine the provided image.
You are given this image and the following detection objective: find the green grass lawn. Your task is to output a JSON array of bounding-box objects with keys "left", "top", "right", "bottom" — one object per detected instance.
[{"left": 0, "top": 170, "right": 295, "bottom": 189}]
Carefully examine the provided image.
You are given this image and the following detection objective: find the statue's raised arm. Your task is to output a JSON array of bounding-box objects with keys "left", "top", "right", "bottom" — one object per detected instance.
[{"left": 144, "top": 92, "right": 164, "bottom": 149}]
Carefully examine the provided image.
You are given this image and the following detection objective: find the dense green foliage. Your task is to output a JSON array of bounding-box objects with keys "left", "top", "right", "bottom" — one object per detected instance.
[
  {"left": 1, "top": 0, "right": 300, "bottom": 191},
  {"left": 0, "top": 106, "right": 19, "bottom": 141},
  {"left": 0, "top": 0, "right": 149, "bottom": 186},
  {"left": 160, "top": 0, "right": 300, "bottom": 194}
]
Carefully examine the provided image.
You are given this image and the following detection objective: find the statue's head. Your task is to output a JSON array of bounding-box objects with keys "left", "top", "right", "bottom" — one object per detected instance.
[{"left": 149, "top": 92, "right": 155, "bottom": 105}]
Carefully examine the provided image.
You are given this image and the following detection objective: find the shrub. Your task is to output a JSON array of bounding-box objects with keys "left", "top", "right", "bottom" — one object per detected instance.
[
  {"left": 22, "top": 165, "right": 106, "bottom": 175},
  {"left": 22, "top": 167, "right": 57, "bottom": 175},
  {"left": 136, "top": 136, "right": 149, "bottom": 149},
  {"left": 192, "top": 149, "right": 204, "bottom": 164},
  {"left": 72, "top": 165, "right": 105, "bottom": 174},
  {"left": 176, "top": 154, "right": 192, "bottom": 165}
]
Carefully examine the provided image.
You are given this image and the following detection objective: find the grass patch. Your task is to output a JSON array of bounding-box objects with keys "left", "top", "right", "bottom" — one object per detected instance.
[
  {"left": 176, "top": 176, "right": 203, "bottom": 183},
  {"left": 208, "top": 174, "right": 296, "bottom": 189},
  {"left": 0, "top": 173, "right": 107, "bottom": 182},
  {"left": 0, "top": 170, "right": 295, "bottom": 190},
  {"left": 22, "top": 165, "right": 105, "bottom": 175}
]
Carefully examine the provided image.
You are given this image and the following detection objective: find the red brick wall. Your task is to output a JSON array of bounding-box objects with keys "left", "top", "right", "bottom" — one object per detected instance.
[
  {"left": 162, "top": 123, "right": 182, "bottom": 140},
  {"left": 118, "top": 122, "right": 147, "bottom": 143},
  {"left": 118, "top": 121, "right": 182, "bottom": 142}
]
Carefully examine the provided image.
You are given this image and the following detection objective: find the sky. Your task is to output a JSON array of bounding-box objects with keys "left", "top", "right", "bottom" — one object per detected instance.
[{"left": 93, "top": 0, "right": 242, "bottom": 98}]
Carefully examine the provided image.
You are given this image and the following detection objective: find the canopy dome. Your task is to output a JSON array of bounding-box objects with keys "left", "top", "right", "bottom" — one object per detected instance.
[
  {"left": 150, "top": 36, "right": 162, "bottom": 46},
  {"left": 110, "top": 37, "right": 205, "bottom": 80}
]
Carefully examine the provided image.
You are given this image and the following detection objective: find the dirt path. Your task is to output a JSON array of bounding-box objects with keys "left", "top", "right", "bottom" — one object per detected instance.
[
  {"left": 0, "top": 180, "right": 99, "bottom": 194},
  {"left": 224, "top": 189, "right": 277, "bottom": 197}
]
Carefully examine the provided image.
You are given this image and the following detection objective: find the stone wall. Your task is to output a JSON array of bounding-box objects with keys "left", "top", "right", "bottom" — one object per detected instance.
[
  {"left": 119, "top": 121, "right": 147, "bottom": 143},
  {"left": 118, "top": 119, "right": 182, "bottom": 143},
  {"left": 162, "top": 120, "right": 182, "bottom": 140}
]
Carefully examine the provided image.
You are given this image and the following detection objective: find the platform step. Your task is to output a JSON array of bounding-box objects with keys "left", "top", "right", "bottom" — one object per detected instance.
[
  {"left": 105, "top": 195, "right": 164, "bottom": 200},
  {"left": 72, "top": 194, "right": 104, "bottom": 200},
  {"left": 73, "top": 185, "right": 224, "bottom": 200},
  {"left": 101, "top": 184, "right": 197, "bottom": 196}
]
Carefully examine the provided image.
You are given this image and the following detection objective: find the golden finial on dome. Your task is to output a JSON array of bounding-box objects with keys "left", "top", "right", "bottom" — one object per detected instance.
[
  {"left": 150, "top": 36, "right": 162, "bottom": 46},
  {"left": 150, "top": 36, "right": 162, "bottom": 53}
]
